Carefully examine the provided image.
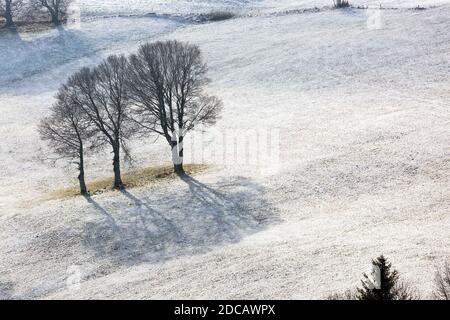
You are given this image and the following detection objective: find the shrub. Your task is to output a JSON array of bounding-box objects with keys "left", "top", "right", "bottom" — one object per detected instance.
[
  {"left": 434, "top": 263, "right": 450, "bottom": 300},
  {"left": 205, "top": 10, "right": 236, "bottom": 22},
  {"left": 327, "top": 289, "right": 358, "bottom": 300},
  {"left": 334, "top": 0, "right": 350, "bottom": 8}
]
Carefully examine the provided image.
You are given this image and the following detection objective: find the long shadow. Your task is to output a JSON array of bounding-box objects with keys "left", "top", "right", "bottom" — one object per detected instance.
[
  {"left": 0, "top": 25, "right": 24, "bottom": 42},
  {"left": 181, "top": 173, "right": 273, "bottom": 223},
  {"left": 120, "top": 189, "right": 186, "bottom": 244},
  {"left": 83, "top": 194, "right": 124, "bottom": 256},
  {"left": 82, "top": 175, "right": 280, "bottom": 266},
  {"left": 178, "top": 173, "right": 258, "bottom": 236},
  {"left": 83, "top": 194, "right": 121, "bottom": 235},
  {"left": 0, "top": 24, "right": 93, "bottom": 93},
  {"left": 179, "top": 173, "right": 227, "bottom": 201}
]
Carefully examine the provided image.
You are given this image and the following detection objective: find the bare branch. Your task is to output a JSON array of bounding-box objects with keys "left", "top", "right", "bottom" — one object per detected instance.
[{"left": 127, "top": 40, "right": 223, "bottom": 173}]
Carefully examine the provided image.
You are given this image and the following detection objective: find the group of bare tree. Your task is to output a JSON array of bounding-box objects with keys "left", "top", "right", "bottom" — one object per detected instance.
[
  {"left": 1, "top": 0, "right": 71, "bottom": 28},
  {"left": 39, "top": 40, "right": 223, "bottom": 194}
]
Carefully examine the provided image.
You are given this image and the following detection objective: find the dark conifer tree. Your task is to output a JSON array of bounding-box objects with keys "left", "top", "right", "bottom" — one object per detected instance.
[
  {"left": 357, "top": 255, "right": 399, "bottom": 300},
  {"left": 357, "top": 255, "right": 416, "bottom": 300}
]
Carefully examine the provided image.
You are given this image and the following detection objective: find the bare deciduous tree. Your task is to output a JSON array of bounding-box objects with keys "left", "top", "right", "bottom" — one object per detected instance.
[
  {"left": 68, "top": 55, "right": 134, "bottom": 189},
  {"left": 0, "top": 0, "right": 24, "bottom": 27},
  {"left": 127, "top": 40, "right": 222, "bottom": 174},
  {"left": 38, "top": 87, "right": 96, "bottom": 195},
  {"left": 33, "top": 0, "right": 71, "bottom": 25}
]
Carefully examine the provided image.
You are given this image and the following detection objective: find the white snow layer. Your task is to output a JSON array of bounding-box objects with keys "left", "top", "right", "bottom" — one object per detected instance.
[
  {"left": 76, "top": 0, "right": 450, "bottom": 16},
  {"left": 0, "top": 1, "right": 450, "bottom": 299}
]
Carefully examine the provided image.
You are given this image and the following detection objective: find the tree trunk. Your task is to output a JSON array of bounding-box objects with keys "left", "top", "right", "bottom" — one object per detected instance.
[
  {"left": 3, "top": 0, "right": 14, "bottom": 28},
  {"left": 174, "top": 163, "right": 184, "bottom": 174},
  {"left": 45, "top": 5, "right": 61, "bottom": 25},
  {"left": 78, "top": 147, "right": 87, "bottom": 195},
  {"left": 112, "top": 144, "right": 124, "bottom": 189},
  {"left": 172, "top": 136, "right": 185, "bottom": 175},
  {"left": 51, "top": 11, "right": 60, "bottom": 25}
]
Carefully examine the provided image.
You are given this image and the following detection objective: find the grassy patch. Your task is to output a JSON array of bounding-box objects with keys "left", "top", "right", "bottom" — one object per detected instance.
[{"left": 47, "top": 164, "right": 209, "bottom": 200}]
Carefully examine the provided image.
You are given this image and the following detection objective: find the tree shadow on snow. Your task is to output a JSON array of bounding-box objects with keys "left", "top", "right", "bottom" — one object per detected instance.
[
  {"left": 0, "top": 26, "right": 23, "bottom": 41},
  {"left": 82, "top": 175, "right": 280, "bottom": 266},
  {"left": 0, "top": 25, "right": 93, "bottom": 93}
]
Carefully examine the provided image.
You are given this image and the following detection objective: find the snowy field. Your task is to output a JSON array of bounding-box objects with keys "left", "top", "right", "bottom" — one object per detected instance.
[
  {"left": 76, "top": 0, "right": 450, "bottom": 16},
  {"left": 1, "top": 0, "right": 450, "bottom": 299}
]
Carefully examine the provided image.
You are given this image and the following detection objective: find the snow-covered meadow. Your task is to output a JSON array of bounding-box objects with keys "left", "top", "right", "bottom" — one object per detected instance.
[{"left": 1, "top": 0, "right": 450, "bottom": 299}]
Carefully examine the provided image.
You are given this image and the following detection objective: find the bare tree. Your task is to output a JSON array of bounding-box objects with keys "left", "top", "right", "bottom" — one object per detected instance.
[
  {"left": 38, "top": 87, "right": 96, "bottom": 195},
  {"left": 0, "top": 0, "right": 24, "bottom": 28},
  {"left": 67, "top": 55, "right": 134, "bottom": 189},
  {"left": 127, "top": 40, "right": 222, "bottom": 174},
  {"left": 33, "top": 0, "right": 71, "bottom": 25}
]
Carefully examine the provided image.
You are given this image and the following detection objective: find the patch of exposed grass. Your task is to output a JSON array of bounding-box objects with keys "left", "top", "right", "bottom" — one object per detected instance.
[{"left": 47, "top": 164, "right": 209, "bottom": 200}]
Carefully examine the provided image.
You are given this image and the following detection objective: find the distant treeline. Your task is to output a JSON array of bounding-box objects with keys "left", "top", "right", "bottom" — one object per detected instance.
[{"left": 0, "top": 0, "right": 74, "bottom": 28}]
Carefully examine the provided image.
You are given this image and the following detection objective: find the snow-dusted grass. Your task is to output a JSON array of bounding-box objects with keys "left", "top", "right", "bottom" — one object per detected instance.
[
  {"left": 76, "top": 0, "right": 450, "bottom": 16},
  {"left": 0, "top": 0, "right": 450, "bottom": 299},
  {"left": 45, "top": 164, "right": 209, "bottom": 200},
  {"left": 0, "top": 17, "right": 182, "bottom": 88}
]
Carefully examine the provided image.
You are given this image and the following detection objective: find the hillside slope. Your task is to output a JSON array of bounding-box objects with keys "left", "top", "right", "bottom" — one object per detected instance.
[{"left": 0, "top": 2, "right": 449, "bottom": 299}]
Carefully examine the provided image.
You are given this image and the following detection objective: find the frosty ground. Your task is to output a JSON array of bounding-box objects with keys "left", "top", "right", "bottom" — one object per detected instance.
[{"left": 0, "top": 0, "right": 449, "bottom": 299}]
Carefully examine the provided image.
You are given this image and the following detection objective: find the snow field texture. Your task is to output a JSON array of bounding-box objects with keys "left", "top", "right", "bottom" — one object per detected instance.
[{"left": 0, "top": 0, "right": 449, "bottom": 299}]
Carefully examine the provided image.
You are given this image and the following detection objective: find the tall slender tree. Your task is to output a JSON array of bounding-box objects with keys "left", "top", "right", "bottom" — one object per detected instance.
[
  {"left": 38, "top": 87, "right": 97, "bottom": 195},
  {"left": 127, "top": 40, "right": 222, "bottom": 174},
  {"left": 68, "top": 55, "right": 134, "bottom": 189}
]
